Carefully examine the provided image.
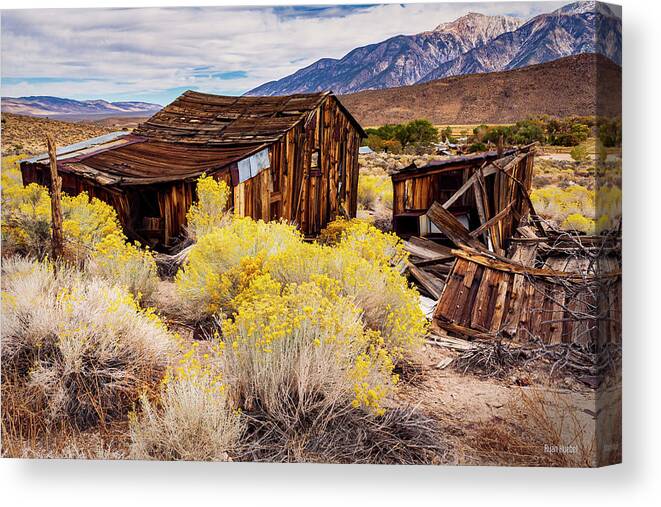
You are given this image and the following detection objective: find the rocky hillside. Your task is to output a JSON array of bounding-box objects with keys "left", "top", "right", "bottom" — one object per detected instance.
[
  {"left": 248, "top": 1, "right": 620, "bottom": 96},
  {"left": 339, "top": 53, "right": 621, "bottom": 126},
  {"left": 1, "top": 113, "right": 116, "bottom": 156},
  {"left": 248, "top": 12, "right": 522, "bottom": 95}
]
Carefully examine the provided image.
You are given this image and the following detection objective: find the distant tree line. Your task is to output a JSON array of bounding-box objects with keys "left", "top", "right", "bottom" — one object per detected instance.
[
  {"left": 364, "top": 120, "right": 439, "bottom": 154},
  {"left": 361, "top": 116, "right": 621, "bottom": 155},
  {"left": 467, "top": 116, "right": 622, "bottom": 153}
]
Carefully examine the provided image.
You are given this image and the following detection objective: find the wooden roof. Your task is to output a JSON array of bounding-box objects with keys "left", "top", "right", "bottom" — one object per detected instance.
[
  {"left": 55, "top": 139, "right": 267, "bottom": 186},
  {"left": 392, "top": 149, "right": 519, "bottom": 182},
  {"left": 22, "top": 90, "right": 365, "bottom": 186},
  {"left": 134, "top": 90, "right": 365, "bottom": 144}
]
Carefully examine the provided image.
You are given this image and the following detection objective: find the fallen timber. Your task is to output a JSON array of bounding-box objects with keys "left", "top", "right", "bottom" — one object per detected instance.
[{"left": 398, "top": 145, "right": 621, "bottom": 347}]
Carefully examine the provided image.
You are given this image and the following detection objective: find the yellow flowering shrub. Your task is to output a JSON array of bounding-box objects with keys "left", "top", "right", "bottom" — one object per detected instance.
[
  {"left": 175, "top": 217, "right": 301, "bottom": 319},
  {"left": 186, "top": 173, "right": 231, "bottom": 239},
  {"left": 88, "top": 232, "right": 158, "bottom": 299},
  {"left": 531, "top": 185, "right": 594, "bottom": 231},
  {"left": 1, "top": 160, "right": 157, "bottom": 297},
  {"left": 350, "top": 332, "right": 398, "bottom": 416},
  {"left": 531, "top": 183, "right": 621, "bottom": 234},
  {"left": 264, "top": 240, "right": 426, "bottom": 361},
  {"left": 332, "top": 250, "right": 426, "bottom": 361},
  {"left": 595, "top": 185, "right": 622, "bottom": 233},
  {"left": 335, "top": 218, "right": 408, "bottom": 270},
  {"left": 1, "top": 157, "right": 53, "bottom": 256},
  {"left": 357, "top": 173, "right": 393, "bottom": 210},
  {"left": 1, "top": 257, "right": 175, "bottom": 429},
  {"left": 318, "top": 217, "right": 364, "bottom": 245},
  {"left": 177, "top": 213, "right": 426, "bottom": 362},
  {"left": 562, "top": 213, "right": 596, "bottom": 234},
  {"left": 220, "top": 274, "right": 397, "bottom": 418}
]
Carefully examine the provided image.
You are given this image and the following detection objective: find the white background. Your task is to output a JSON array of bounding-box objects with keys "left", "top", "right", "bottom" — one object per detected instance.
[{"left": 1, "top": 0, "right": 659, "bottom": 505}]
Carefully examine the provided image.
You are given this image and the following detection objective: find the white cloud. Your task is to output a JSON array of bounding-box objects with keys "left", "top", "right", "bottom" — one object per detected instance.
[{"left": 1, "top": 1, "right": 566, "bottom": 103}]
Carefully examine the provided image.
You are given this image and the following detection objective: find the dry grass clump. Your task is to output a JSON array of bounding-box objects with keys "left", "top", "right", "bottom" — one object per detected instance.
[
  {"left": 4, "top": 426, "right": 129, "bottom": 460},
  {"left": 1, "top": 258, "right": 175, "bottom": 436},
  {"left": 243, "top": 404, "right": 449, "bottom": 464},
  {"left": 464, "top": 388, "right": 595, "bottom": 467},
  {"left": 129, "top": 345, "right": 244, "bottom": 461}
]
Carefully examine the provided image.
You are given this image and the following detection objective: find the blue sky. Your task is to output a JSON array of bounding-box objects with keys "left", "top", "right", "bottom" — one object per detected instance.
[{"left": 1, "top": 1, "right": 567, "bottom": 105}]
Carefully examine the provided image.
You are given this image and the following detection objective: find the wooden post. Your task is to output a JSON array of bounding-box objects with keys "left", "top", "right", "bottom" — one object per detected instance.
[{"left": 46, "top": 134, "right": 64, "bottom": 261}]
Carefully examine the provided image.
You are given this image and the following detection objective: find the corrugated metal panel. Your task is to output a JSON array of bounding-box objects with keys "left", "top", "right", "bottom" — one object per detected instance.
[{"left": 22, "top": 131, "right": 133, "bottom": 163}]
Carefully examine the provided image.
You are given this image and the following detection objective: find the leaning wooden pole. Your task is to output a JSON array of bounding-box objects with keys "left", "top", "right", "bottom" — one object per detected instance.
[{"left": 46, "top": 134, "right": 64, "bottom": 261}]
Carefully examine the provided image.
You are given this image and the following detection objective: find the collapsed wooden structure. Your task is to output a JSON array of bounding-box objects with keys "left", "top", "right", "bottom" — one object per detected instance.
[
  {"left": 21, "top": 91, "right": 365, "bottom": 249},
  {"left": 392, "top": 146, "right": 537, "bottom": 255},
  {"left": 396, "top": 147, "right": 621, "bottom": 347}
]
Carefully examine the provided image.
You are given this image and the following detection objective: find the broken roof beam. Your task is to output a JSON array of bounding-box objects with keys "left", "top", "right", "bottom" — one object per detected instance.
[
  {"left": 426, "top": 201, "right": 486, "bottom": 251},
  {"left": 406, "top": 262, "right": 444, "bottom": 300},
  {"left": 469, "top": 201, "right": 515, "bottom": 239},
  {"left": 403, "top": 236, "right": 454, "bottom": 261}
]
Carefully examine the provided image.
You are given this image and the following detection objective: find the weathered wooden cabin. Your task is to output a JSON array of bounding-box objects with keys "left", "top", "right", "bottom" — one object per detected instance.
[
  {"left": 391, "top": 146, "right": 536, "bottom": 255},
  {"left": 20, "top": 91, "right": 365, "bottom": 249}
]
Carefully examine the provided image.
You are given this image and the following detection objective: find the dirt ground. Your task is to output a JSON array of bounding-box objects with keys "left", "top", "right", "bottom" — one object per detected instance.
[{"left": 394, "top": 341, "right": 610, "bottom": 466}]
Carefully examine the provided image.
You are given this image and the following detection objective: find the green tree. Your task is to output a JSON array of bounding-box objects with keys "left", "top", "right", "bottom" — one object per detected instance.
[
  {"left": 512, "top": 119, "right": 546, "bottom": 144},
  {"left": 402, "top": 119, "right": 439, "bottom": 147},
  {"left": 473, "top": 124, "right": 490, "bottom": 143},
  {"left": 547, "top": 118, "right": 590, "bottom": 146},
  {"left": 365, "top": 134, "right": 385, "bottom": 152}
]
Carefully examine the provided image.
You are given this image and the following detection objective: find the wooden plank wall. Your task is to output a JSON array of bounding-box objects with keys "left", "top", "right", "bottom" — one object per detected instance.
[
  {"left": 434, "top": 256, "right": 621, "bottom": 346},
  {"left": 229, "top": 95, "right": 361, "bottom": 236}
]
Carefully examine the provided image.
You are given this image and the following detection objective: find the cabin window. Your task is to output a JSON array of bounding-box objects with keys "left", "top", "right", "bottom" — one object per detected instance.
[
  {"left": 310, "top": 150, "right": 321, "bottom": 177},
  {"left": 237, "top": 148, "right": 270, "bottom": 184},
  {"left": 337, "top": 142, "right": 346, "bottom": 200}
]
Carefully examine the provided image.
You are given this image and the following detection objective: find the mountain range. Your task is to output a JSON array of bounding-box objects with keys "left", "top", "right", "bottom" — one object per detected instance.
[
  {"left": 247, "top": 1, "right": 621, "bottom": 96},
  {"left": 0, "top": 96, "right": 162, "bottom": 117}
]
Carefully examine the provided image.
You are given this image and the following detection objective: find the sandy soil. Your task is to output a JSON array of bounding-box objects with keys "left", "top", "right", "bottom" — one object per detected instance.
[{"left": 395, "top": 342, "right": 603, "bottom": 465}]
